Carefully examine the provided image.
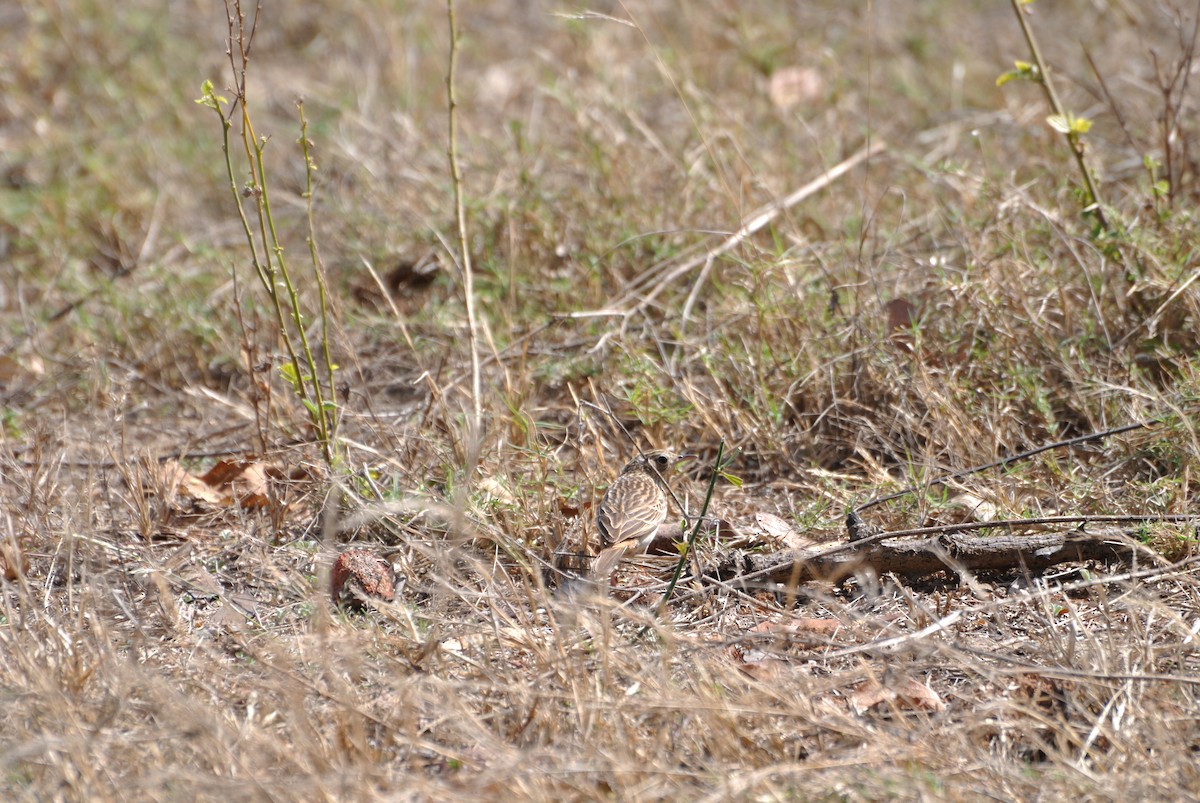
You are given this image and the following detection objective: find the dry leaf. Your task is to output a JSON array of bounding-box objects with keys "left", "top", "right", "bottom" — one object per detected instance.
[
  {"left": 200, "top": 460, "right": 271, "bottom": 508},
  {"left": 895, "top": 677, "right": 946, "bottom": 711},
  {"left": 146, "top": 458, "right": 276, "bottom": 511},
  {"left": 944, "top": 493, "right": 999, "bottom": 524},
  {"left": 208, "top": 603, "right": 248, "bottom": 631},
  {"left": 154, "top": 459, "right": 224, "bottom": 506},
  {"left": 754, "top": 512, "right": 816, "bottom": 551},
  {"left": 0, "top": 353, "right": 44, "bottom": 386},
  {"left": 0, "top": 538, "right": 28, "bottom": 581},
  {"left": 478, "top": 476, "right": 517, "bottom": 507},
  {"left": 768, "top": 66, "right": 825, "bottom": 111},
  {"left": 179, "top": 564, "right": 223, "bottom": 596},
  {"left": 750, "top": 616, "right": 842, "bottom": 646},
  {"left": 749, "top": 620, "right": 781, "bottom": 634},
  {"left": 330, "top": 548, "right": 397, "bottom": 609},
  {"left": 790, "top": 616, "right": 842, "bottom": 635},
  {"left": 755, "top": 511, "right": 793, "bottom": 539},
  {"left": 850, "top": 676, "right": 946, "bottom": 714},
  {"left": 726, "top": 644, "right": 787, "bottom": 682},
  {"left": 886, "top": 297, "right": 919, "bottom": 353},
  {"left": 849, "top": 679, "right": 892, "bottom": 713}
]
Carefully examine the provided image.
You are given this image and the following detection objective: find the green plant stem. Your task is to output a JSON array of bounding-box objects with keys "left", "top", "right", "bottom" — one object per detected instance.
[
  {"left": 245, "top": 115, "right": 331, "bottom": 461},
  {"left": 1008, "top": 0, "right": 1110, "bottom": 233},
  {"left": 206, "top": 0, "right": 337, "bottom": 466},
  {"left": 298, "top": 100, "right": 339, "bottom": 449},
  {"left": 645, "top": 440, "right": 724, "bottom": 631},
  {"left": 229, "top": 6, "right": 319, "bottom": 454},
  {"left": 217, "top": 109, "right": 270, "bottom": 297}
]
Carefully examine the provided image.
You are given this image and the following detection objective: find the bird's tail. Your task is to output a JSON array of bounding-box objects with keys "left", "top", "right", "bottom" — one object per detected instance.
[{"left": 592, "top": 539, "right": 638, "bottom": 579}]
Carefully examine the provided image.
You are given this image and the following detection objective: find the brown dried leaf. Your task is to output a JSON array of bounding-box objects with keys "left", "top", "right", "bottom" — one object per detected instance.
[
  {"left": 156, "top": 459, "right": 224, "bottom": 506},
  {"left": 748, "top": 620, "right": 780, "bottom": 634},
  {"left": 208, "top": 603, "right": 248, "bottom": 631},
  {"left": 750, "top": 616, "right": 842, "bottom": 645},
  {"left": 0, "top": 353, "right": 44, "bottom": 386},
  {"left": 768, "top": 66, "right": 825, "bottom": 111},
  {"left": 149, "top": 458, "right": 277, "bottom": 510},
  {"left": 478, "top": 476, "right": 517, "bottom": 507},
  {"left": 944, "top": 493, "right": 999, "bottom": 524},
  {"left": 754, "top": 512, "right": 816, "bottom": 551},
  {"left": 895, "top": 677, "right": 946, "bottom": 712},
  {"left": 726, "top": 644, "right": 787, "bottom": 682},
  {"left": 179, "top": 564, "right": 223, "bottom": 596},
  {"left": 199, "top": 460, "right": 272, "bottom": 509},
  {"left": 886, "top": 297, "right": 919, "bottom": 353},
  {"left": 790, "top": 616, "right": 842, "bottom": 635},
  {"left": 849, "top": 679, "right": 892, "bottom": 713},
  {"left": 850, "top": 676, "right": 946, "bottom": 714},
  {"left": 331, "top": 548, "right": 397, "bottom": 609},
  {"left": 755, "top": 512, "right": 793, "bottom": 540},
  {"left": 0, "top": 538, "right": 28, "bottom": 581}
]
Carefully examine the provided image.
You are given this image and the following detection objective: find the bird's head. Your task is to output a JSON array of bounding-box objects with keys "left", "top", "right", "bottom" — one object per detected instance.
[{"left": 622, "top": 449, "right": 695, "bottom": 476}]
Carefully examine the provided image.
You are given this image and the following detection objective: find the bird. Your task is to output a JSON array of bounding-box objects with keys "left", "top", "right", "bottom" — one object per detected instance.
[{"left": 592, "top": 450, "right": 693, "bottom": 579}]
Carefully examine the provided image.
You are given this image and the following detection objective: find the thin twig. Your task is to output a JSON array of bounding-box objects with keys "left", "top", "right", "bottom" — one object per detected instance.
[
  {"left": 446, "top": 0, "right": 483, "bottom": 435},
  {"left": 620, "top": 140, "right": 886, "bottom": 316},
  {"left": 852, "top": 418, "right": 1161, "bottom": 515},
  {"left": 822, "top": 610, "right": 963, "bottom": 659}
]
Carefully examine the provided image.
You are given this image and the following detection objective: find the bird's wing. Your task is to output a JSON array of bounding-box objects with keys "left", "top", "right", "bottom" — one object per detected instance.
[{"left": 596, "top": 475, "right": 667, "bottom": 546}]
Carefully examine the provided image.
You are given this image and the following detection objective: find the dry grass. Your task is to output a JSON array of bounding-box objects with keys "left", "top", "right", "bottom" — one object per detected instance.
[{"left": 3, "top": 0, "right": 1200, "bottom": 799}]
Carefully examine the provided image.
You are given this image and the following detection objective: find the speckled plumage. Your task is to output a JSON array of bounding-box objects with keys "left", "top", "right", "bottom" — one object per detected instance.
[{"left": 593, "top": 450, "right": 690, "bottom": 578}]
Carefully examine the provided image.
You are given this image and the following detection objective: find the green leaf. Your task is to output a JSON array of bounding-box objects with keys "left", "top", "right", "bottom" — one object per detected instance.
[
  {"left": 996, "top": 61, "right": 1038, "bottom": 87},
  {"left": 720, "top": 471, "right": 743, "bottom": 488},
  {"left": 194, "top": 79, "right": 228, "bottom": 111}
]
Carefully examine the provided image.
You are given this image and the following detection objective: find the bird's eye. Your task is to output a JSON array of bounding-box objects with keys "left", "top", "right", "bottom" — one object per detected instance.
[{"left": 656, "top": 455, "right": 669, "bottom": 466}]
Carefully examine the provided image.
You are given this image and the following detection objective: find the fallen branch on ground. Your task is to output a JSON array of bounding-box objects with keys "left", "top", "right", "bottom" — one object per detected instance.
[{"left": 711, "top": 526, "right": 1159, "bottom": 586}]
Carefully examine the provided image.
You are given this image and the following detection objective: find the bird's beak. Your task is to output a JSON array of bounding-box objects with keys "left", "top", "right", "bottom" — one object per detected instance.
[{"left": 675, "top": 453, "right": 697, "bottom": 464}]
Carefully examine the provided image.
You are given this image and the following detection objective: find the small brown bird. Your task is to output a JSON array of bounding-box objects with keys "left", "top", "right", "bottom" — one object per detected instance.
[{"left": 593, "top": 450, "right": 693, "bottom": 578}]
